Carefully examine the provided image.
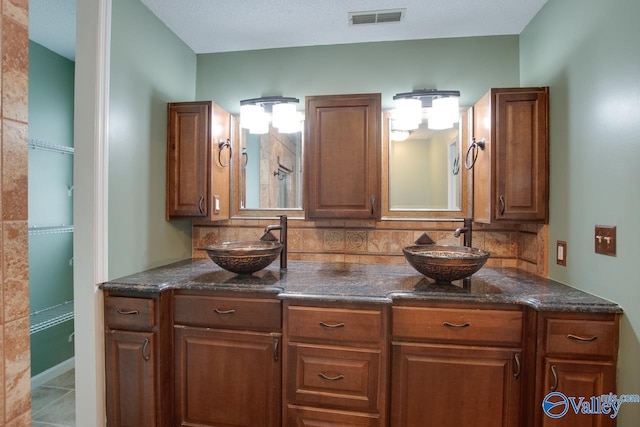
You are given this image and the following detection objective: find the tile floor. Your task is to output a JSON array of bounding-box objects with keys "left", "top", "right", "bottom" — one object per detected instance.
[{"left": 31, "top": 369, "right": 76, "bottom": 427}]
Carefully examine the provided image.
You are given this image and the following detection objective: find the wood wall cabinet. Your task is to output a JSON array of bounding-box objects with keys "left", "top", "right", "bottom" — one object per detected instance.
[
  {"left": 534, "top": 312, "right": 619, "bottom": 427},
  {"left": 173, "top": 293, "right": 282, "bottom": 427},
  {"left": 472, "top": 87, "right": 549, "bottom": 223},
  {"left": 166, "top": 101, "right": 231, "bottom": 221},
  {"left": 391, "top": 303, "right": 525, "bottom": 427},
  {"left": 283, "top": 302, "right": 389, "bottom": 426},
  {"left": 305, "top": 93, "right": 381, "bottom": 220},
  {"left": 104, "top": 292, "right": 172, "bottom": 427}
]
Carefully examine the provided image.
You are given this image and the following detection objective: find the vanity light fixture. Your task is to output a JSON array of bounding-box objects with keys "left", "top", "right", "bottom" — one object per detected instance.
[
  {"left": 392, "top": 89, "right": 460, "bottom": 131},
  {"left": 240, "top": 96, "right": 300, "bottom": 134}
]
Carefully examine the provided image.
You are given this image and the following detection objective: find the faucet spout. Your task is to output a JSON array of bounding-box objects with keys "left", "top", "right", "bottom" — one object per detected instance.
[{"left": 454, "top": 218, "right": 473, "bottom": 247}]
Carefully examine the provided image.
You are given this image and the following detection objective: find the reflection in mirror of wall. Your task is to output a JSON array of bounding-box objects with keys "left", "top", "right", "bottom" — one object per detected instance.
[
  {"left": 389, "top": 123, "right": 460, "bottom": 210},
  {"left": 240, "top": 124, "right": 303, "bottom": 210},
  {"left": 383, "top": 108, "right": 471, "bottom": 219}
]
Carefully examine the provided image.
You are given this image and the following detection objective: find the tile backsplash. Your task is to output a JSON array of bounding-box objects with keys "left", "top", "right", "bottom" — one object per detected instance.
[{"left": 193, "top": 218, "right": 548, "bottom": 277}]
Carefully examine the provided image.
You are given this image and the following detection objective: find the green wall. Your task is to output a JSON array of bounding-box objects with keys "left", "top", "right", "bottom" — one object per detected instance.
[
  {"left": 520, "top": 0, "right": 640, "bottom": 425},
  {"left": 108, "top": 0, "right": 197, "bottom": 279},
  {"left": 196, "top": 36, "right": 520, "bottom": 113},
  {"left": 28, "top": 41, "right": 75, "bottom": 376}
]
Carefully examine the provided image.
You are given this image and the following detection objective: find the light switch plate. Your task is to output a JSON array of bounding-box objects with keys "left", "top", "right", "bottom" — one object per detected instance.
[
  {"left": 556, "top": 241, "right": 567, "bottom": 266},
  {"left": 595, "top": 225, "right": 616, "bottom": 256}
]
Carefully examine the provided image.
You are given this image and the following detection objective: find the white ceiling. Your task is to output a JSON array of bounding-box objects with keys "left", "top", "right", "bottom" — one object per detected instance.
[{"left": 29, "top": 0, "right": 548, "bottom": 60}]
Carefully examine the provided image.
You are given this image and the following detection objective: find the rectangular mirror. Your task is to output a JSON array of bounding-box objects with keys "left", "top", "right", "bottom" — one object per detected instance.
[
  {"left": 231, "top": 116, "right": 305, "bottom": 217},
  {"left": 381, "top": 107, "right": 472, "bottom": 219}
]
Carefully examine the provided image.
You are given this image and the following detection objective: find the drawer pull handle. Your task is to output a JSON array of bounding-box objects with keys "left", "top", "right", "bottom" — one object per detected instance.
[
  {"left": 318, "top": 373, "right": 344, "bottom": 382},
  {"left": 550, "top": 365, "right": 558, "bottom": 391},
  {"left": 567, "top": 334, "right": 598, "bottom": 342},
  {"left": 443, "top": 321, "right": 470, "bottom": 328},
  {"left": 213, "top": 308, "right": 236, "bottom": 315},
  {"left": 319, "top": 322, "right": 345, "bottom": 329},
  {"left": 117, "top": 309, "right": 139, "bottom": 315},
  {"left": 142, "top": 338, "right": 150, "bottom": 362},
  {"left": 513, "top": 353, "right": 521, "bottom": 379}
]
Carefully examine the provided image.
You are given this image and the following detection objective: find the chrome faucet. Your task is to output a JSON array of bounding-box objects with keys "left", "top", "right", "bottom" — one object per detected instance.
[
  {"left": 260, "top": 215, "right": 288, "bottom": 270},
  {"left": 454, "top": 218, "right": 473, "bottom": 247}
]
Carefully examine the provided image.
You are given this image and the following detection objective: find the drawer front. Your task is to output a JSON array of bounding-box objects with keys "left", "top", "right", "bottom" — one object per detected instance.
[
  {"left": 286, "top": 305, "right": 383, "bottom": 344},
  {"left": 287, "top": 405, "right": 380, "bottom": 427},
  {"left": 287, "top": 343, "right": 381, "bottom": 412},
  {"left": 105, "top": 296, "right": 155, "bottom": 330},
  {"left": 174, "top": 295, "right": 281, "bottom": 331},
  {"left": 545, "top": 318, "right": 617, "bottom": 357},
  {"left": 392, "top": 306, "right": 523, "bottom": 345}
]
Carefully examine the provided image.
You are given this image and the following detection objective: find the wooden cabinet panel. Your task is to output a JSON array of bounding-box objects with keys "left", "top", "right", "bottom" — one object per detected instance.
[
  {"left": 105, "top": 330, "right": 156, "bottom": 427},
  {"left": 287, "top": 305, "right": 383, "bottom": 344},
  {"left": 534, "top": 312, "right": 620, "bottom": 427},
  {"left": 391, "top": 342, "right": 522, "bottom": 427},
  {"left": 174, "top": 327, "right": 281, "bottom": 427},
  {"left": 166, "top": 101, "right": 230, "bottom": 221},
  {"left": 472, "top": 87, "right": 549, "bottom": 223},
  {"left": 283, "top": 302, "right": 388, "bottom": 426},
  {"left": 105, "top": 296, "right": 155, "bottom": 330},
  {"left": 305, "top": 93, "right": 381, "bottom": 219},
  {"left": 287, "top": 405, "right": 381, "bottom": 426},
  {"left": 540, "top": 359, "right": 616, "bottom": 427},
  {"left": 392, "top": 305, "right": 523, "bottom": 345},
  {"left": 173, "top": 294, "right": 281, "bottom": 331},
  {"left": 287, "top": 343, "right": 381, "bottom": 412},
  {"left": 544, "top": 318, "right": 617, "bottom": 357}
]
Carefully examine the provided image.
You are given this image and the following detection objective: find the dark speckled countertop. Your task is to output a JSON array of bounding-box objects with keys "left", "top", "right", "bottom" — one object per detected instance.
[{"left": 100, "top": 259, "right": 622, "bottom": 313}]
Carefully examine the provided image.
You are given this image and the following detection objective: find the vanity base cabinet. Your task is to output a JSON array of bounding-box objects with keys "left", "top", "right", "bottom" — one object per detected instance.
[
  {"left": 390, "top": 303, "right": 525, "bottom": 427},
  {"left": 283, "top": 302, "right": 389, "bottom": 427},
  {"left": 104, "top": 292, "right": 172, "bottom": 427},
  {"left": 534, "top": 312, "right": 619, "bottom": 427},
  {"left": 105, "top": 330, "right": 156, "bottom": 427},
  {"left": 173, "top": 292, "right": 282, "bottom": 427},
  {"left": 174, "top": 327, "right": 281, "bottom": 427}
]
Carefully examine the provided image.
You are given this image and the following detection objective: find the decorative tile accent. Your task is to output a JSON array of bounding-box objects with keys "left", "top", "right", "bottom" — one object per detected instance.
[
  {"left": 345, "top": 230, "right": 366, "bottom": 252},
  {"left": 323, "top": 229, "right": 344, "bottom": 251}
]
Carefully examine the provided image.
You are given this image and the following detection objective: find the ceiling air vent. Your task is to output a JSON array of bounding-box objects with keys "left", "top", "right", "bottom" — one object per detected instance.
[{"left": 349, "top": 9, "right": 405, "bottom": 26}]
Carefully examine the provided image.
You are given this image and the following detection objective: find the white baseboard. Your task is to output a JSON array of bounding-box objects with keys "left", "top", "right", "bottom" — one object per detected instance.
[{"left": 31, "top": 357, "right": 75, "bottom": 389}]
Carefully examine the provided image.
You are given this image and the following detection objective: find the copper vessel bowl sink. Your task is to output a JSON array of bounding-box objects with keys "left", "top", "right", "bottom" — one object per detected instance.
[
  {"left": 403, "top": 245, "right": 490, "bottom": 284},
  {"left": 204, "top": 241, "right": 283, "bottom": 274}
]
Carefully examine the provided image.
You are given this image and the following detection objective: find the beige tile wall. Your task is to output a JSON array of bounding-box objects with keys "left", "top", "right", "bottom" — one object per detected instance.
[
  {"left": 1, "top": 0, "right": 32, "bottom": 424},
  {"left": 193, "top": 219, "right": 548, "bottom": 276}
]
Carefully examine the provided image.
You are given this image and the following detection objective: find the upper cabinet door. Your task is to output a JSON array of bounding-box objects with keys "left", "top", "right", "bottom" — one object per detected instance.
[
  {"left": 305, "top": 93, "right": 381, "bottom": 220},
  {"left": 166, "top": 101, "right": 230, "bottom": 221},
  {"left": 473, "top": 87, "right": 549, "bottom": 223}
]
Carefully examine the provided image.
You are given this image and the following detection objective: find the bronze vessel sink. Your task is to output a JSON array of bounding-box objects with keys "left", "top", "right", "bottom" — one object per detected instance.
[
  {"left": 204, "top": 241, "right": 283, "bottom": 274},
  {"left": 403, "top": 244, "right": 490, "bottom": 284}
]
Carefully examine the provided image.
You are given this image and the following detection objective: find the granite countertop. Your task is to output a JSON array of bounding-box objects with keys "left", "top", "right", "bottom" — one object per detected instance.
[{"left": 101, "top": 259, "right": 622, "bottom": 313}]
